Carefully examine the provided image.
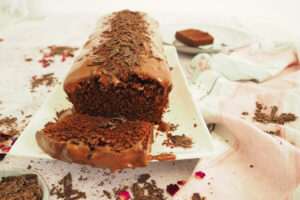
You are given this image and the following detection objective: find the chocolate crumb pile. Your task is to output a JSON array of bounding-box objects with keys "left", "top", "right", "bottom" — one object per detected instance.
[
  {"left": 30, "top": 73, "right": 57, "bottom": 92},
  {"left": 50, "top": 172, "right": 86, "bottom": 200},
  {"left": 163, "top": 134, "right": 193, "bottom": 149},
  {"left": 0, "top": 116, "right": 19, "bottom": 135},
  {"left": 109, "top": 174, "right": 166, "bottom": 200},
  {"left": 0, "top": 174, "right": 43, "bottom": 200},
  {"left": 253, "top": 102, "right": 297, "bottom": 124},
  {"left": 131, "top": 179, "right": 165, "bottom": 200},
  {"left": 158, "top": 121, "right": 191, "bottom": 149}
]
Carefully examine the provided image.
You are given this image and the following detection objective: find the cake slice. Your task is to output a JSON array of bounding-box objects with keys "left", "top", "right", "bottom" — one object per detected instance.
[
  {"left": 63, "top": 10, "right": 172, "bottom": 124},
  {"left": 36, "top": 111, "right": 154, "bottom": 172},
  {"left": 175, "top": 29, "right": 214, "bottom": 47}
]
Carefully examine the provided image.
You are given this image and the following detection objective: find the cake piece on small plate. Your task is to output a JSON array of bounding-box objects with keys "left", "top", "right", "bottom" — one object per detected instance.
[{"left": 175, "top": 29, "right": 214, "bottom": 47}]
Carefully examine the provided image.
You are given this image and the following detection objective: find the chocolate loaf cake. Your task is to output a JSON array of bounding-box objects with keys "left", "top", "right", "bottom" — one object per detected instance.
[
  {"left": 64, "top": 10, "right": 172, "bottom": 124},
  {"left": 36, "top": 111, "right": 154, "bottom": 172}
]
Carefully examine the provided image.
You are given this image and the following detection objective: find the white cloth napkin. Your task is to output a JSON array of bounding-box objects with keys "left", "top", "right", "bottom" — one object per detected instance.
[{"left": 189, "top": 40, "right": 298, "bottom": 82}]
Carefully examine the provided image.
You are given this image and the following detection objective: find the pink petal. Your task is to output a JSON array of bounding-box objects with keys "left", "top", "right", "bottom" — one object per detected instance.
[
  {"left": 166, "top": 184, "right": 179, "bottom": 196},
  {"left": 1, "top": 147, "right": 11, "bottom": 153},
  {"left": 118, "top": 190, "right": 130, "bottom": 200},
  {"left": 195, "top": 171, "right": 206, "bottom": 179}
]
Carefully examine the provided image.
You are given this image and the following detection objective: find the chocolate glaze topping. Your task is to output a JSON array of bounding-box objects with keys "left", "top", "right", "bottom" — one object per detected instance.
[{"left": 63, "top": 10, "right": 171, "bottom": 93}]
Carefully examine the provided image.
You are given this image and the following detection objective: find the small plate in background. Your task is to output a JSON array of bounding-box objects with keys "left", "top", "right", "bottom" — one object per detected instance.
[{"left": 162, "top": 24, "right": 252, "bottom": 54}]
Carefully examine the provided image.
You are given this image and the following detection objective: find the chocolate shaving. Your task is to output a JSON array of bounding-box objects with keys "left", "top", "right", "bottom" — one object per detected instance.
[
  {"left": 103, "top": 190, "right": 112, "bottom": 199},
  {"left": 138, "top": 174, "right": 150, "bottom": 183},
  {"left": 253, "top": 102, "right": 297, "bottom": 124},
  {"left": 50, "top": 172, "right": 86, "bottom": 200}
]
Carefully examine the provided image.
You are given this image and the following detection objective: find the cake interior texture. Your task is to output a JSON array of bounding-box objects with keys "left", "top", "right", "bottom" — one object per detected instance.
[{"left": 68, "top": 75, "right": 171, "bottom": 124}]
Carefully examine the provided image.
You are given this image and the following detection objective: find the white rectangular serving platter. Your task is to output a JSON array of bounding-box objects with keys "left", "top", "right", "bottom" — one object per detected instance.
[{"left": 9, "top": 45, "right": 214, "bottom": 161}]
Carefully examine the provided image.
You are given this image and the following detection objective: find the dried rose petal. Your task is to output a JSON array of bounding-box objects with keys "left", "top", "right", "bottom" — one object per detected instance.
[
  {"left": 1, "top": 147, "right": 11, "bottom": 153},
  {"left": 118, "top": 190, "right": 130, "bottom": 200},
  {"left": 39, "top": 58, "right": 52, "bottom": 68},
  {"left": 61, "top": 53, "right": 74, "bottom": 62},
  {"left": 166, "top": 184, "right": 179, "bottom": 196},
  {"left": 25, "top": 58, "right": 32, "bottom": 62},
  {"left": 0, "top": 38, "right": 3, "bottom": 42},
  {"left": 177, "top": 180, "right": 186, "bottom": 185},
  {"left": 195, "top": 171, "right": 206, "bottom": 179}
]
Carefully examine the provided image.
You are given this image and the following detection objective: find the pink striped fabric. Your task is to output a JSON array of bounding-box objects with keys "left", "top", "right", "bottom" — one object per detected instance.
[{"left": 174, "top": 49, "right": 300, "bottom": 199}]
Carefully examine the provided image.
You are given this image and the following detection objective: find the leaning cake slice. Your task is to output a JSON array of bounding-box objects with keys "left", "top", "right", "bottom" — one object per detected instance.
[{"left": 36, "top": 111, "right": 154, "bottom": 172}]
